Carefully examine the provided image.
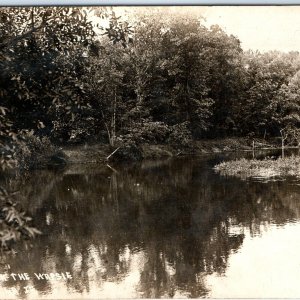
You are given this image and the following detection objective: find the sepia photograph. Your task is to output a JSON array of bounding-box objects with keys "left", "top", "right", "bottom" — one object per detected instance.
[{"left": 1, "top": 4, "right": 300, "bottom": 299}]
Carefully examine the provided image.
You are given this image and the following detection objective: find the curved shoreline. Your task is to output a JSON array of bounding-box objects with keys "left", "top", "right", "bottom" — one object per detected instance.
[{"left": 61, "top": 137, "right": 275, "bottom": 165}]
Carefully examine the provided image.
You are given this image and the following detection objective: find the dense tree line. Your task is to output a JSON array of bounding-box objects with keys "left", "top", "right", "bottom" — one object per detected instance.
[{"left": 2, "top": 7, "right": 300, "bottom": 169}]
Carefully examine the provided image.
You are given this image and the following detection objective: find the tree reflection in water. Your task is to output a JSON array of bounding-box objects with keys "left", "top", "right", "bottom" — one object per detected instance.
[{"left": 1, "top": 154, "right": 300, "bottom": 298}]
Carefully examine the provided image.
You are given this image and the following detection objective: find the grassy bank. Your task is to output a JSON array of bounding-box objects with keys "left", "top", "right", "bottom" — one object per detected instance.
[
  {"left": 2, "top": 136, "right": 278, "bottom": 171},
  {"left": 214, "top": 155, "right": 300, "bottom": 179},
  {"left": 62, "top": 137, "right": 276, "bottom": 164}
]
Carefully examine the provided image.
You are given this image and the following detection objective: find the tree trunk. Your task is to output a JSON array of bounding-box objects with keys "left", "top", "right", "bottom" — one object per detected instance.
[
  {"left": 135, "top": 78, "right": 144, "bottom": 124},
  {"left": 101, "top": 109, "right": 112, "bottom": 146},
  {"left": 280, "top": 128, "right": 285, "bottom": 158},
  {"left": 31, "top": 8, "right": 35, "bottom": 29},
  {"left": 110, "top": 86, "right": 117, "bottom": 147}
]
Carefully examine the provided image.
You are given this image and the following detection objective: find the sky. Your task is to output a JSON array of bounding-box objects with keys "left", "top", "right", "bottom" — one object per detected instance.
[
  {"left": 115, "top": 6, "right": 300, "bottom": 53},
  {"left": 201, "top": 6, "right": 300, "bottom": 52}
]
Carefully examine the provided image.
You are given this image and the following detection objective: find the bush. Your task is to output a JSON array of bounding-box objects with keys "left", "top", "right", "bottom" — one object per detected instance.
[
  {"left": 121, "top": 121, "right": 171, "bottom": 144},
  {"left": 0, "top": 106, "right": 18, "bottom": 172},
  {"left": 109, "top": 143, "right": 144, "bottom": 162},
  {"left": 51, "top": 115, "right": 100, "bottom": 144},
  {"left": 15, "top": 133, "right": 57, "bottom": 170},
  {"left": 0, "top": 142, "right": 18, "bottom": 172},
  {"left": 168, "top": 122, "right": 193, "bottom": 147}
]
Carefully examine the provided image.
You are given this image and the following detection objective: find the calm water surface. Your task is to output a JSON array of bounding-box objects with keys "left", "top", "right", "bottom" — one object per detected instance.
[{"left": 1, "top": 150, "right": 300, "bottom": 298}]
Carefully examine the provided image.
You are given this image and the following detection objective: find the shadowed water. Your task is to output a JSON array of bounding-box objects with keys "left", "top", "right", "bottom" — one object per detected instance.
[{"left": 1, "top": 151, "right": 300, "bottom": 298}]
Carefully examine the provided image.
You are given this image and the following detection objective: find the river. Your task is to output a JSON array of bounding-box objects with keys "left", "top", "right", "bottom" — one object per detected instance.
[{"left": 1, "top": 150, "right": 300, "bottom": 298}]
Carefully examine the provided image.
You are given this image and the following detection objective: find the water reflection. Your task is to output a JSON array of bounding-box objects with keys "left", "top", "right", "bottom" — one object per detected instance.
[{"left": 1, "top": 153, "right": 300, "bottom": 298}]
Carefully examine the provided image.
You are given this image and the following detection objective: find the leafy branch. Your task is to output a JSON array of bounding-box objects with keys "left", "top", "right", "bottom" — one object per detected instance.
[{"left": 0, "top": 187, "right": 41, "bottom": 253}]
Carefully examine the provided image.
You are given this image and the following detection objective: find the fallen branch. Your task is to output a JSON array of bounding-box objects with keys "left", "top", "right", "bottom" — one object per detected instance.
[
  {"left": 106, "top": 164, "right": 118, "bottom": 173},
  {"left": 106, "top": 147, "right": 120, "bottom": 161}
]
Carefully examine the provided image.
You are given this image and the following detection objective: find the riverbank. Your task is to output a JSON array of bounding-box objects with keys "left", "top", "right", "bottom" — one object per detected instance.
[
  {"left": 2, "top": 137, "right": 279, "bottom": 172},
  {"left": 62, "top": 137, "right": 276, "bottom": 165}
]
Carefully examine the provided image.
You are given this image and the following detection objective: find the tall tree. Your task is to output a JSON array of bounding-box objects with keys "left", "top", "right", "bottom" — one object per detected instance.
[
  {"left": 160, "top": 16, "right": 214, "bottom": 138},
  {"left": 239, "top": 51, "right": 300, "bottom": 137},
  {"left": 204, "top": 25, "right": 245, "bottom": 137}
]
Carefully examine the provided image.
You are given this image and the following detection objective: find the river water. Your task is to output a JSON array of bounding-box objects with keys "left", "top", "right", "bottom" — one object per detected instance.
[{"left": 1, "top": 150, "right": 300, "bottom": 298}]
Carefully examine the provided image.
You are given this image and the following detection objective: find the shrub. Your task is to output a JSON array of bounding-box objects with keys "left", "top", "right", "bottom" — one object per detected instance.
[
  {"left": 109, "top": 143, "right": 144, "bottom": 162},
  {"left": 51, "top": 115, "right": 100, "bottom": 144},
  {"left": 168, "top": 122, "right": 193, "bottom": 147},
  {"left": 0, "top": 106, "right": 18, "bottom": 172},
  {"left": 15, "top": 133, "right": 57, "bottom": 170},
  {"left": 121, "top": 121, "right": 171, "bottom": 144}
]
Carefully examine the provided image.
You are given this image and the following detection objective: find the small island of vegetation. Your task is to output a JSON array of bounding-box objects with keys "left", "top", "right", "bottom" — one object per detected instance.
[{"left": 214, "top": 155, "right": 300, "bottom": 180}]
